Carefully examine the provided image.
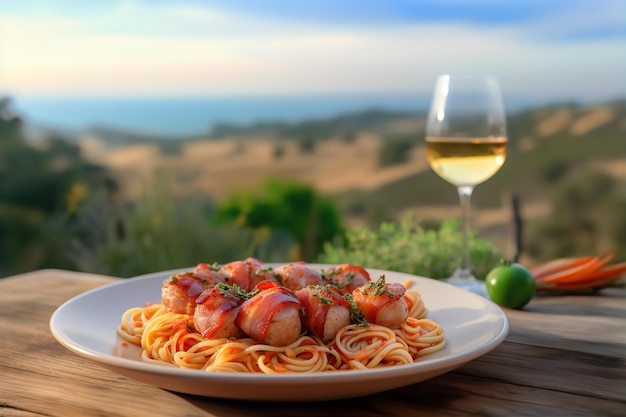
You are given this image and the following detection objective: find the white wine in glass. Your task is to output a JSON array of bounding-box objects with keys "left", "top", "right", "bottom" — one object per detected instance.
[{"left": 425, "top": 75, "right": 507, "bottom": 294}]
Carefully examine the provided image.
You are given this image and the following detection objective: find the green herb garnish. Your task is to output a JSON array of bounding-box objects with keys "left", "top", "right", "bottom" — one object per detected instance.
[{"left": 343, "top": 293, "right": 369, "bottom": 327}]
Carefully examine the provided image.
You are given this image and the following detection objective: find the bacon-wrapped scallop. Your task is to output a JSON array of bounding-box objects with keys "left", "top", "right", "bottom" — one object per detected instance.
[
  {"left": 161, "top": 265, "right": 226, "bottom": 315},
  {"left": 350, "top": 275, "right": 409, "bottom": 329},
  {"left": 272, "top": 262, "right": 324, "bottom": 291},
  {"left": 295, "top": 284, "right": 351, "bottom": 343},
  {"left": 193, "top": 283, "right": 246, "bottom": 339},
  {"left": 222, "top": 257, "right": 276, "bottom": 292},
  {"left": 322, "top": 264, "right": 371, "bottom": 294},
  {"left": 235, "top": 281, "right": 303, "bottom": 347}
]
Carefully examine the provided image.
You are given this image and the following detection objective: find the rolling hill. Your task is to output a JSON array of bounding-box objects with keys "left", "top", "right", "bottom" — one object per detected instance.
[{"left": 78, "top": 99, "right": 625, "bottom": 263}]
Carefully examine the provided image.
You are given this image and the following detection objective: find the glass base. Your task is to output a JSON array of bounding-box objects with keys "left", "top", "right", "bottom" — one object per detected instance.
[{"left": 445, "top": 269, "right": 488, "bottom": 297}]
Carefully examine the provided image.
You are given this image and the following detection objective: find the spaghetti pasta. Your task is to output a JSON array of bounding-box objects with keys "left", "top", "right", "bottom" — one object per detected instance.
[{"left": 117, "top": 286, "right": 446, "bottom": 373}]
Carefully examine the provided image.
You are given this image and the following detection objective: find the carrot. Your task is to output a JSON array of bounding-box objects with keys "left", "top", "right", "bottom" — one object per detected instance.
[
  {"left": 535, "top": 252, "right": 615, "bottom": 284},
  {"left": 575, "top": 262, "right": 626, "bottom": 282},
  {"left": 536, "top": 262, "right": 626, "bottom": 291},
  {"left": 530, "top": 256, "right": 594, "bottom": 281},
  {"left": 540, "top": 273, "right": 624, "bottom": 291}
]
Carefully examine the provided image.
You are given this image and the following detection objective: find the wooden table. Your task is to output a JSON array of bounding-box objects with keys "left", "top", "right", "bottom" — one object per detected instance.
[{"left": 1, "top": 269, "right": 625, "bottom": 417}]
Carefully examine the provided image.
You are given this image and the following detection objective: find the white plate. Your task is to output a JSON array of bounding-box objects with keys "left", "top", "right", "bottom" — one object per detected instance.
[{"left": 50, "top": 264, "right": 509, "bottom": 401}]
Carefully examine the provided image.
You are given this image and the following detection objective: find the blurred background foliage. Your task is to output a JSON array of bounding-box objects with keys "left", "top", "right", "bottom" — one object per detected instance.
[
  {"left": 1, "top": 97, "right": 113, "bottom": 275},
  {"left": 215, "top": 178, "right": 344, "bottom": 262},
  {"left": 1, "top": 97, "right": 624, "bottom": 278}
]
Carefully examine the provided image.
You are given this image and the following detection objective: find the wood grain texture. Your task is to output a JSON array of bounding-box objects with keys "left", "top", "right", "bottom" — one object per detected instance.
[{"left": 1, "top": 270, "right": 625, "bottom": 417}]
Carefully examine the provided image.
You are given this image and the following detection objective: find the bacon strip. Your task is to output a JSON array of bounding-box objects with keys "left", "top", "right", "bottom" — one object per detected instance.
[
  {"left": 351, "top": 277, "right": 408, "bottom": 328},
  {"left": 222, "top": 257, "right": 275, "bottom": 291},
  {"left": 192, "top": 263, "right": 228, "bottom": 284},
  {"left": 193, "top": 286, "right": 245, "bottom": 339},
  {"left": 295, "top": 285, "right": 350, "bottom": 341},
  {"left": 235, "top": 281, "right": 302, "bottom": 345},
  {"left": 272, "top": 262, "right": 324, "bottom": 291},
  {"left": 161, "top": 272, "right": 211, "bottom": 314},
  {"left": 322, "top": 264, "right": 371, "bottom": 294}
]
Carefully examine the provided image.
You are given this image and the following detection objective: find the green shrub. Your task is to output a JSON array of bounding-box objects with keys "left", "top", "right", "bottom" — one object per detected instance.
[
  {"left": 377, "top": 136, "right": 415, "bottom": 167},
  {"left": 526, "top": 171, "right": 625, "bottom": 262},
  {"left": 0, "top": 98, "right": 114, "bottom": 276},
  {"left": 215, "top": 178, "right": 345, "bottom": 262},
  {"left": 317, "top": 211, "right": 502, "bottom": 280},
  {"left": 69, "top": 186, "right": 293, "bottom": 278},
  {"left": 298, "top": 136, "right": 316, "bottom": 153}
]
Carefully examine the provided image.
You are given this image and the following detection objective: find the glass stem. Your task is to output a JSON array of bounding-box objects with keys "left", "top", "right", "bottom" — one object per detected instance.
[{"left": 457, "top": 185, "right": 474, "bottom": 278}]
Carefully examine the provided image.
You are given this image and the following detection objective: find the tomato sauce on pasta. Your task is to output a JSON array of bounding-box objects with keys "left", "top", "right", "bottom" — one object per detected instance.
[{"left": 117, "top": 260, "right": 446, "bottom": 373}]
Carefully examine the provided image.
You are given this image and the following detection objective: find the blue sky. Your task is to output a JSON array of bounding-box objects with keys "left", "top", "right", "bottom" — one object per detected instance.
[{"left": 0, "top": 0, "right": 624, "bottom": 103}]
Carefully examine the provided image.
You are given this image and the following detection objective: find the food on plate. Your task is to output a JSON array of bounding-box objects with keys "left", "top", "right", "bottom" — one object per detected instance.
[
  {"left": 193, "top": 284, "right": 245, "bottom": 339},
  {"left": 350, "top": 275, "right": 409, "bottom": 328},
  {"left": 272, "top": 262, "right": 324, "bottom": 291},
  {"left": 321, "top": 264, "right": 371, "bottom": 294},
  {"left": 530, "top": 252, "right": 626, "bottom": 292},
  {"left": 295, "top": 284, "right": 351, "bottom": 342},
  {"left": 485, "top": 262, "right": 536, "bottom": 309},
  {"left": 221, "top": 257, "right": 278, "bottom": 291},
  {"left": 161, "top": 266, "right": 226, "bottom": 315},
  {"left": 118, "top": 259, "right": 446, "bottom": 373},
  {"left": 235, "top": 280, "right": 303, "bottom": 347}
]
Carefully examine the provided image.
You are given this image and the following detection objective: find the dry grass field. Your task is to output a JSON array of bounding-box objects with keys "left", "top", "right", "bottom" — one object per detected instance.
[
  {"left": 76, "top": 103, "right": 624, "bottom": 264},
  {"left": 82, "top": 104, "right": 622, "bottom": 193},
  {"left": 80, "top": 132, "right": 428, "bottom": 200},
  {"left": 77, "top": 131, "right": 534, "bottom": 256},
  {"left": 81, "top": 105, "right": 621, "bottom": 214},
  {"left": 86, "top": 104, "right": 620, "bottom": 194}
]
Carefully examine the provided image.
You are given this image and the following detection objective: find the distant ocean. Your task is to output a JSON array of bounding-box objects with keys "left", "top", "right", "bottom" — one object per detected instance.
[
  {"left": 9, "top": 93, "right": 570, "bottom": 138},
  {"left": 11, "top": 94, "right": 435, "bottom": 138}
]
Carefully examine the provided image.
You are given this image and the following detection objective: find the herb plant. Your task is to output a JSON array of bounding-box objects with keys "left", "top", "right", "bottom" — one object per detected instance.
[{"left": 317, "top": 212, "right": 502, "bottom": 280}]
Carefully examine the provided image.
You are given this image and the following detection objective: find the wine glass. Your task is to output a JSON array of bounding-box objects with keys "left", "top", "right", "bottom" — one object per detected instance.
[{"left": 425, "top": 75, "right": 507, "bottom": 295}]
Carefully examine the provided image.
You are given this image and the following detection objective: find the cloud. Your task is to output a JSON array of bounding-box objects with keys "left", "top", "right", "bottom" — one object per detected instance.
[
  {"left": 0, "top": 1, "right": 623, "bottom": 102},
  {"left": 518, "top": 0, "right": 625, "bottom": 41}
]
